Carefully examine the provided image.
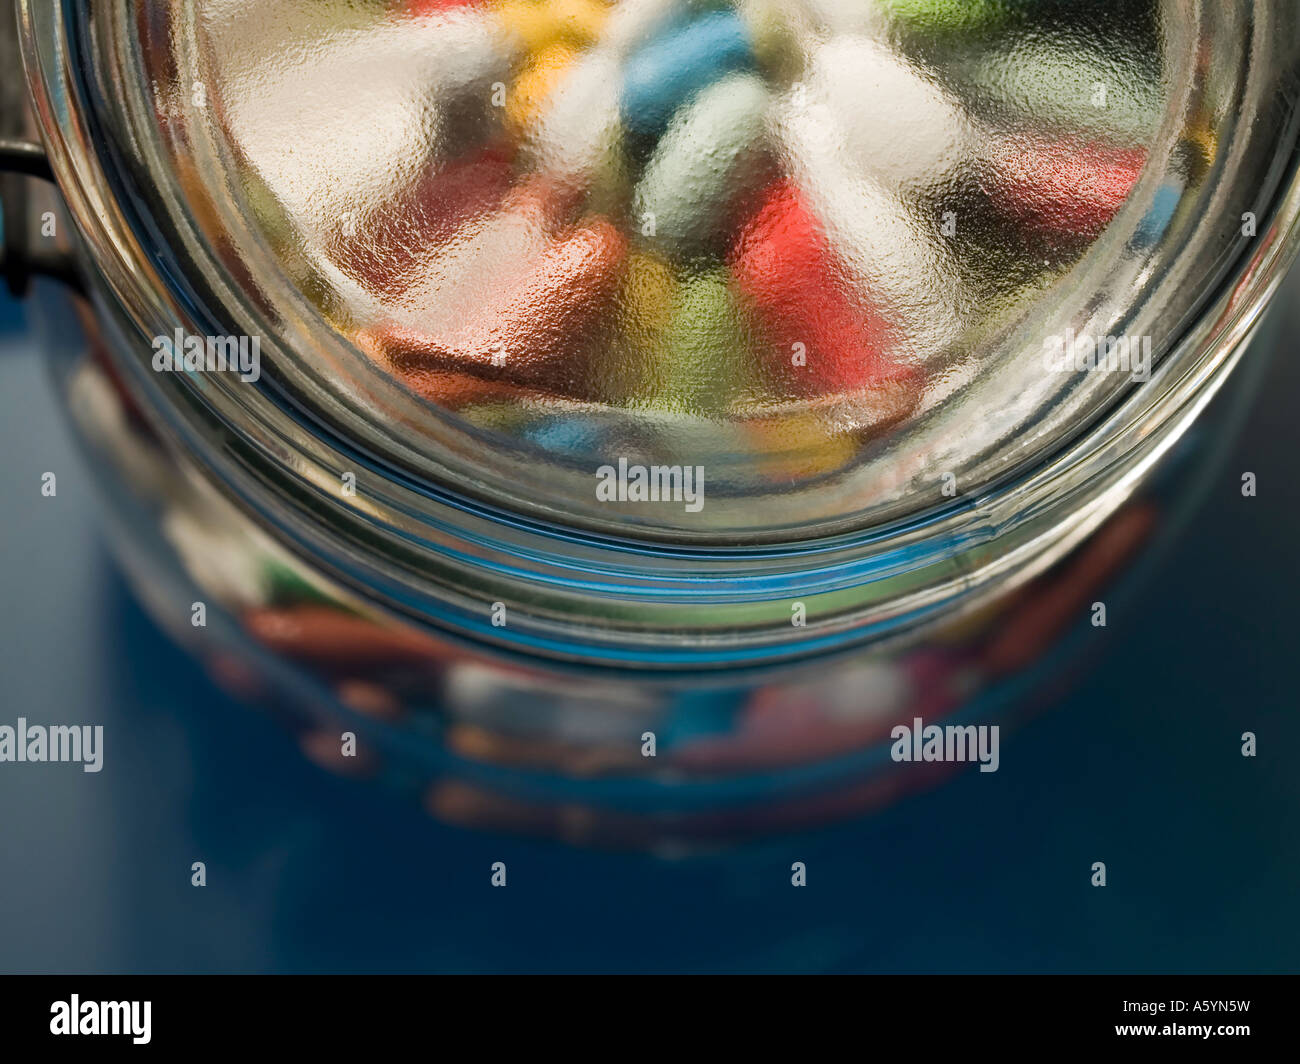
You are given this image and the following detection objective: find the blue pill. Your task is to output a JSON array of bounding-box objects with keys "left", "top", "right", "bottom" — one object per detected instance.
[
  {"left": 621, "top": 10, "right": 754, "bottom": 140},
  {"left": 1134, "top": 180, "right": 1182, "bottom": 247}
]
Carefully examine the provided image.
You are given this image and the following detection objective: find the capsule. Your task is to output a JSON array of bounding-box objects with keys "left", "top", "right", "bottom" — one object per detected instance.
[
  {"left": 795, "top": 35, "right": 977, "bottom": 197},
  {"left": 874, "top": 0, "right": 1038, "bottom": 35},
  {"left": 773, "top": 78, "right": 969, "bottom": 363},
  {"left": 739, "top": 410, "right": 861, "bottom": 480},
  {"left": 987, "top": 134, "right": 1146, "bottom": 239},
  {"left": 603, "top": 0, "right": 685, "bottom": 56},
  {"left": 731, "top": 180, "right": 901, "bottom": 398},
  {"left": 225, "top": 12, "right": 508, "bottom": 239},
  {"left": 496, "top": 0, "right": 609, "bottom": 53},
  {"left": 954, "top": 38, "right": 1165, "bottom": 149},
  {"left": 634, "top": 72, "right": 772, "bottom": 262},
  {"left": 244, "top": 605, "right": 448, "bottom": 670},
  {"left": 380, "top": 365, "right": 540, "bottom": 411},
  {"left": 505, "top": 43, "right": 582, "bottom": 135},
  {"left": 522, "top": 49, "right": 629, "bottom": 213},
  {"left": 405, "top": 0, "right": 489, "bottom": 18},
  {"left": 772, "top": 0, "right": 889, "bottom": 39},
  {"left": 358, "top": 176, "right": 572, "bottom": 340},
  {"left": 375, "top": 215, "right": 628, "bottom": 395},
  {"left": 738, "top": 378, "right": 921, "bottom": 442},
  {"left": 620, "top": 8, "right": 755, "bottom": 142},
  {"left": 1132, "top": 178, "right": 1182, "bottom": 248},
  {"left": 163, "top": 507, "right": 268, "bottom": 609},
  {"left": 262, "top": 558, "right": 344, "bottom": 610},
  {"left": 600, "top": 250, "right": 677, "bottom": 403},
  {"left": 638, "top": 269, "right": 758, "bottom": 415}
]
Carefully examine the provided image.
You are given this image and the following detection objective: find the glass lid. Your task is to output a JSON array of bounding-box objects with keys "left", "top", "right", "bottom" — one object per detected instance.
[{"left": 60, "top": 0, "right": 1300, "bottom": 539}]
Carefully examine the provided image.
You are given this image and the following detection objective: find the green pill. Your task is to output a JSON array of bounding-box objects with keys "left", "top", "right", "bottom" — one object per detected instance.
[
  {"left": 875, "top": 0, "right": 1035, "bottom": 35},
  {"left": 635, "top": 269, "right": 757, "bottom": 416}
]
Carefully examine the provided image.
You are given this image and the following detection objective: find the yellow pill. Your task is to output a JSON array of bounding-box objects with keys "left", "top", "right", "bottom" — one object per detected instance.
[
  {"left": 506, "top": 43, "right": 580, "bottom": 134},
  {"left": 742, "top": 412, "right": 860, "bottom": 482},
  {"left": 497, "top": 0, "right": 609, "bottom": 54},
  {"left": 622, "top": 251, "right": 676, "bottom": 334},
  {"left": 594, "top": 251, "right": 676, "bottom": 403}
]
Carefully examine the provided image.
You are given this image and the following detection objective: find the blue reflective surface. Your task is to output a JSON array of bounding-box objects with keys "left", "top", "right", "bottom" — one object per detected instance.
[{"left": 0, "top": 275, "right": 1297, "bottom": 974}]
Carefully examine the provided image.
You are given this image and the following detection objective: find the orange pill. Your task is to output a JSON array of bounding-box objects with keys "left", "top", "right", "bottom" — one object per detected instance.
[
  {"left": 377, "top": 217, "right": 628, "bottom": 395},
  {"left": 244, "top": 606, "right": 448, "bottom": 670}
]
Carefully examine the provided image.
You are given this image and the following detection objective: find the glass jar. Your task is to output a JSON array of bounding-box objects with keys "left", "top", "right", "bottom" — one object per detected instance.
[{"left": 8, "top": 0, "right": 1300, "bottom": 844}]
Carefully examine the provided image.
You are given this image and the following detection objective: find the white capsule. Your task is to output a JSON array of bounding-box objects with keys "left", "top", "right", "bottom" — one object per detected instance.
[
  {"left": 163, "top": 506, "right": 268, "bottom": 609},
  {"left": 212, "top": 7, "right": 512, "bottom": 238},
  {"left": 802, "top": 35, "right": 977, "bottom": 195},
  {"left": 774, "top": 74, "right": 969, "bottom": 365},
  {"left": 522, "top": 49, "right": 624, "bottom": 196}
]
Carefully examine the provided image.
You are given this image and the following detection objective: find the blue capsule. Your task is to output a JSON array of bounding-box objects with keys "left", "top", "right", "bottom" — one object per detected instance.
[
  {"left": 1133, "top": 179, "right": 1182, "bottom": 248},
  {"left": 621, "top": 9, "right": 754, "bottom": 141}
]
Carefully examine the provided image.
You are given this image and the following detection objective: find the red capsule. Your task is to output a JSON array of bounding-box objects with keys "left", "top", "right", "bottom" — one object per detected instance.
[
  {"left": 988, "top": 134, "right": 1147, "bottom": 239},
  {"left": 244, "top": 606, "right": 449, "bottom": 671},
  {"left": 405, "top": 0, "right": 487, "bottom": 17},
  {"left": 376, "top": 216, "right": 628, "bottom": 396},
  {"left": 731, "top": 179, "right": 906, "bottom": 398},
  {"left": 333, "top": 143, "right": 515, "bottom": 294}
]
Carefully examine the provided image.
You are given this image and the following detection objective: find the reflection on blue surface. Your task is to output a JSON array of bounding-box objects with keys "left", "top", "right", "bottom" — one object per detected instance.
[{"left": 0, "top": 280, "right": 1298, "bottom": 972}]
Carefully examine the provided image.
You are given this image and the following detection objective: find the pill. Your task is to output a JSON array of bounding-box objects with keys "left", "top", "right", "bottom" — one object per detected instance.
[
  {"left": 406, "top": 0, "right": 487, "bottom": 16},
  {"left": 773, "top": 80, "right": 969, "bottom": 363},
  {"left": 223, "top": 8, "right": 510, "bottom": 238},
  {"left": 164, "top": 507, "right": 268, "bottom": 609},
  {"left": 1132, "top": 178, "right": 1182, "bottom": 247},
  {"left": 953, "top": 37, "right": 1164, "bottom": 149},
  {"left": 602, "top": 0, "right": 684, "bottom": 56},
  {"left": 375, "top": 216, "right": 628, "bottom": 395},
  {"left": 522, "top": 49, "right": 629, "bottom": 211},
  {"left": 66, "top": 361, "right": 181, "bottom": 501},
  {"left": 730, "top": 0, "right": 802, "bottom": 83},
  {"left": 505, "top": 43, "right": 582, "bottom": 135},
  {"left": 355, "top": 177, "right": 571, "bottom": 347},
  {"left": 332, "top": 142, "right": 515, "bottom": 294},
  {"left": 874, "top": 0, "right": 1035, "bottom": 35},
  {"left": 244, "top": 606, "right": 448, "bottom": 670},
  {"left": 633, "top": 72, "right": 773, "bottom": 261},
  {"left": 987, "top": 134, "right": 1146, "bottom": 239},
  {"left": 384, "top": 365, "right": 541, "bottom": 410},
  {"left": 739, "top": 411, "right": 862, "bottom": 481},
  {"left": 638, "top": 269, "right": 759, "bottom": 415},
  {"left": 596, "top": 250, "right": 676, "bottom": 403},
  {"left": 740, "top": 378, "right": 921, "bottom": 439},
  {"left": 496, "top": 0, "right": 609, "bottom": 53},
  {"left": 730, "top": 179, "right": 898, "bottom": 398},
  {"left": 796, "top": 35, "right": 977, "bottom": 196},
  {"left": 621, "top": 8, "right": 755, "bottom": 142},
  {"left": 336, "top": 679, "right": 405, "bottom": 722},
  {"left": 262, "top": 558, "right": 343, "bottom": 610},
  {"left": 776, "top": 0, "right": 890, "bottom": 39}
]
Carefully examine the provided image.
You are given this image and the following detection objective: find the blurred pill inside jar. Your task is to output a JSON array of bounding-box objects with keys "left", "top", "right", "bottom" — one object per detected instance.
[{"left": 21, "top": 0, "right": 1300, "bottom": 842}]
